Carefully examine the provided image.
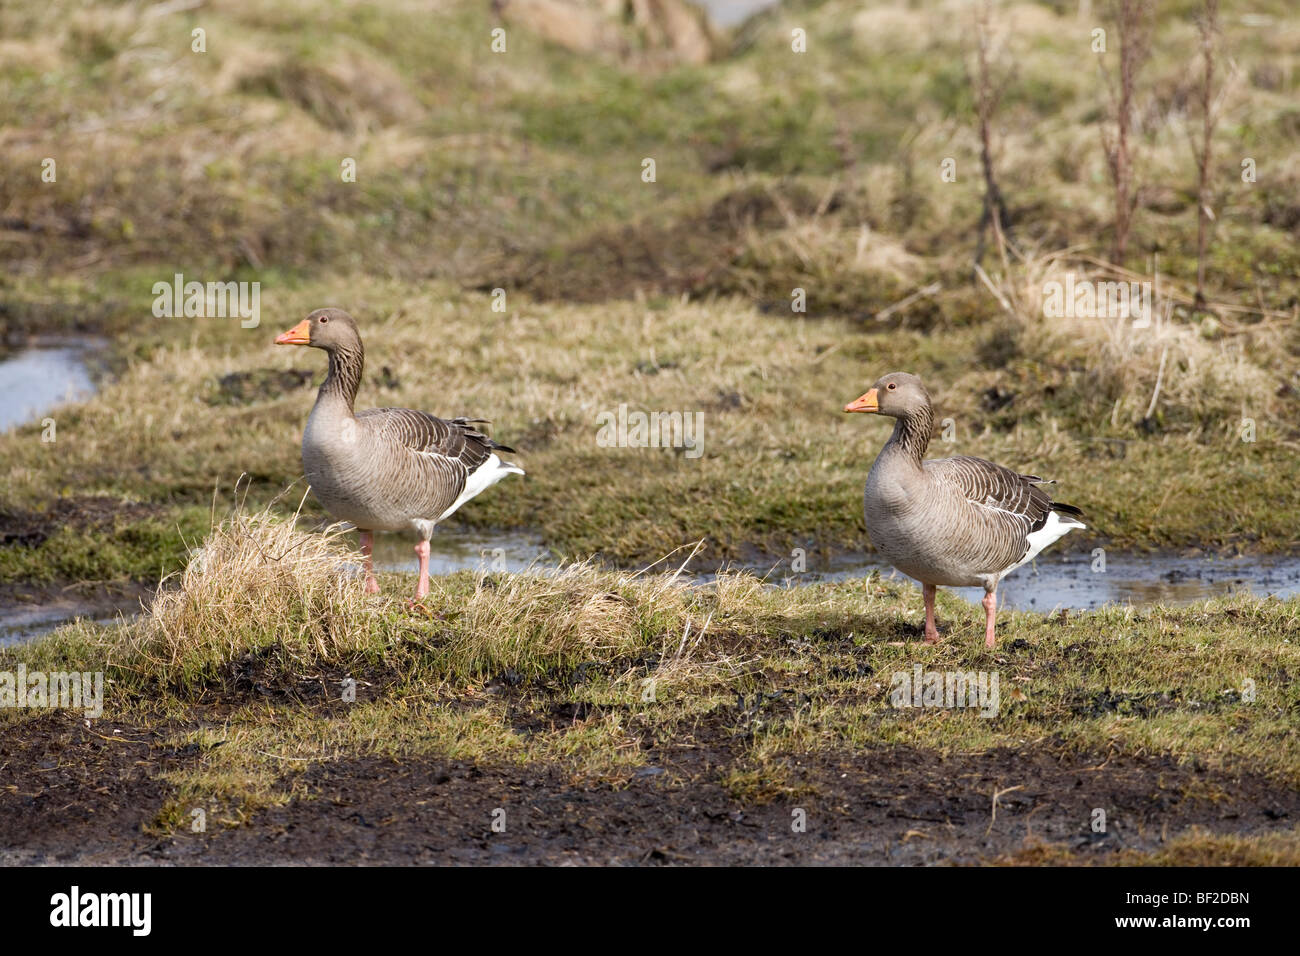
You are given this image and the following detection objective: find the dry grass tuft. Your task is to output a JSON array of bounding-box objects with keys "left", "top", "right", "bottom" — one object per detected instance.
[
  {"left": 234, "top": 45, "right": 422, "bottom": 132},
  {"left": 113, "top": 493, "right": 375, "bottom": 690},
  {"left": 32, "top": 500, "right": 782, "bottom": 694},
  {"left": 436, "top": 561, "right": 649, "bottom": 678},
  {"left": 979, "top": 250, "right": 1283, "bottom": 437},
  {"left": 425, "top": 544, "right": 776, "bottom": 688}
]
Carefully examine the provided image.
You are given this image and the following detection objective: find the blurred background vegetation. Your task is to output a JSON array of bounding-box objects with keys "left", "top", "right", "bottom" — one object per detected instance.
[{"left": 1, "top": 0, "right": 1298, "bottom": 581}]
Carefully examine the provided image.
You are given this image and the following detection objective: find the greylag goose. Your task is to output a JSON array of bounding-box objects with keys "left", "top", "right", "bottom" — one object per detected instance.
[
  {"left": 275, "top": 308, "right": 523, "bottom": 601},
  {"left": 844, "top": 372, "right": 1084, "bottom": 648}
]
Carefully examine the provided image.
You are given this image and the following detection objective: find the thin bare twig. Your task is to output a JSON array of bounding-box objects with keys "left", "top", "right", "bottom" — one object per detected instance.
[
  {"left": 1144, "top": 346, "right": 1168, "bottom": 419},
  {"left": 987, "top": 784, "right": 1025, "bottom": 835},
  {"left": 875, "top": 282, "right": 942, "bottom": 322}
]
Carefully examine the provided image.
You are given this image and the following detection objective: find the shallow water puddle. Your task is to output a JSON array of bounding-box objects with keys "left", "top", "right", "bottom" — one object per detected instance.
[
  {"left": 371, "top": 529, "right": 553, "bottom": 576},
  {"left": 0, "top": 592, "right": 143, "bottom": 647},
  {"left": 0, "top": 343, "right": 97, "bottom": 432},
  {"left": 5, "top": 533, "right": 1300, "bottom": 644},
  {"left": 796, "top": 552, "right": 1300, "bottom": 612},
  {"left": 366, "top": 533, "right": 1300, "bottom": 613}
]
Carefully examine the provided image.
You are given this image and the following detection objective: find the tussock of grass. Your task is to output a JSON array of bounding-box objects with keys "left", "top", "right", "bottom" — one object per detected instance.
[
  {"left": 427, "top": 548, "right": 785, "bottom": 686},
  {"left": 25, "top": 501, "right": 379, "bottom": 693},
  {"left": 234, "top": 43, "right": 422, "bottom": 133},
  {"left": 127, "top": 498, "right": 378, "bottom": 689},
  {"left": 986, "top": 252, "right": 1285, "bottom": 439},
  {"left": 432, "top": 563, "right": 659, "bottom": 680}
]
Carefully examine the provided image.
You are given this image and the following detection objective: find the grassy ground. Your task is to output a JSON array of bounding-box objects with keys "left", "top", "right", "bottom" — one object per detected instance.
[
  {"left": 3, "top": 507, "right": 1299, "bottom": 863},
  {"left": 2, "top": 0, "right": 1299, "bottom": 863},
  {"left": 3, "top": 273, "right": 1300, "bottom": 589},
  {"left": 3, "top": 0, "right": 1299, "bottom": 587}
]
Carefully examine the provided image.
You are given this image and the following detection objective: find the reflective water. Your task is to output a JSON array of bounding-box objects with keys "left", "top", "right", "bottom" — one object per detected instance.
[
  {"left": 0, "top": 592, "right": 144, "bottom": 647},
  {"left": 0, "top": 344, "right": 96, "bottom": 432},
  {"left": 376, "top": 533, "right": 1300, "bottom": 612},
  {"left": 763, "top": 552, "right": 1300, "bottom": 612},
  {"left": 371, "top": 528, "right": 554, "bottom": 576},
  {"left": 6, "top": 529, "right": 1300, "bottom": 644}
]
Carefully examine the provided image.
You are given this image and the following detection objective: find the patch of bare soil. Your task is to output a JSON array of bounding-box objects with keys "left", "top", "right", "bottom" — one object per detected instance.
[
  {"left": 484, "top": 183, "right": 836, "bottom": 304},
  {"left": 1, "top": 711, "right": 1294, "bottom": 865},
  {"left": 0, "top": 713, "right": 181, "bottom": 864},
  {"left": 209, "top": 368, "right": 315, "bottom": 406},
  {"left": 0, "top": 496, "right": 164, "bottom": 549}
]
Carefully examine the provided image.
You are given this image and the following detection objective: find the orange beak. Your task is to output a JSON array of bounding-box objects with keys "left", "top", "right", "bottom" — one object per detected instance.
[
  {"left": 275, "top": 318, "right": 311, "bottom": 346},
  {"left": 844, "top": 388, "right": 879, "bottom": 413}
]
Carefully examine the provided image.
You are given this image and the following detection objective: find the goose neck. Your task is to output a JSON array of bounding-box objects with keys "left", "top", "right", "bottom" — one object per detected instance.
[
  {"left": 886, "top": 405, "right": 933, "bottom": 465},
  {"left": 320, "top": 344, "right": 363, "bottom": 412}
]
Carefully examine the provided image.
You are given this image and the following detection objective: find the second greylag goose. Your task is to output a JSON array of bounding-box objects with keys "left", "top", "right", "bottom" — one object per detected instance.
[
  {"left": 844, "top": 372, "right": 1085, "bottom": 648},
  {"left": 275, "top": 308, "right": 524, "bottom": 601}
]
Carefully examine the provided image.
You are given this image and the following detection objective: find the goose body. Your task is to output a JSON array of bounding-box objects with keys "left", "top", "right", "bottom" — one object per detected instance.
[
  {"left": 863, "top": 453, "right": 1083, "bottom": 590},
  {"left": 846, "top": 372, "right": 1084, "bottom": 647},
  {"left": 277, "top": 308, "right": 523, "bottom": 599},
  {"left": 302, "top": 405, "right": 521, "bottom": 538}
]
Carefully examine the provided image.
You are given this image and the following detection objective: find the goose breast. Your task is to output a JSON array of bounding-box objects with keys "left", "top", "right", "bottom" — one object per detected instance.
[{"left": 864, "top": 465, "right": 990, "bottom": 587}]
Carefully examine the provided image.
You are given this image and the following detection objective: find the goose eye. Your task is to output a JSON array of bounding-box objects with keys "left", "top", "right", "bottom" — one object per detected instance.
[
  {"left": 319, "top": 316, "right": 328, "bottom": 323},
  {"left": 887, "top": 382, "right": 897, "bottom": 390}
]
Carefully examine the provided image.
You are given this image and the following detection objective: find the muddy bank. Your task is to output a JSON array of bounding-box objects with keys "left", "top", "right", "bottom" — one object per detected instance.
[
  {"left": 1, "top": 711, "right": 1294, "bottom": 865},
  {"left": 0, "top": 496, "right": 166, "bottom": 642},
  {"left": 0, "top": 300, "right": 124, "bottom": 357}
]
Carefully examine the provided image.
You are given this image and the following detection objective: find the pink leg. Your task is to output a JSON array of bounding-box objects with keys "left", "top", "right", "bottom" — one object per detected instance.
[
  {"left": 414, "top": 539, "right": 430, "bottom": 600},
  {"left": 359, "top": 531, "right": 380, "bottom": 594},
  {"left": 983, "top": 588, "right": 997, "bottom": 649},
  {"left": 922, "top": 583, "right": 940, "bottom": 644}
]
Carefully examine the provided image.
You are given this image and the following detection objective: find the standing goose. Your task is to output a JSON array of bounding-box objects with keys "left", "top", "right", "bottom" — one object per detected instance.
[
  {"left": 275, "top": 308, "right": 524, "bottom": 601},
  {"left": 844, "top": 372, "right": 1084, "bottom": 648}
]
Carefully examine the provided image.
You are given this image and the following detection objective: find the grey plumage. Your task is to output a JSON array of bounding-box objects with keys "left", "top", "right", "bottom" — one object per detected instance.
[
  {"left": 278, "top": 307, "right": 523, "bottom": 598},
  {"left": 846, "top": 371, "right": 1085, "bottom": 646}
]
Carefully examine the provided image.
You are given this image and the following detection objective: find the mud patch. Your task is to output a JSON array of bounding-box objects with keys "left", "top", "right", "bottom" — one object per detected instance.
[
  {"left": 217, "top": 647, "right": 406, "bottom": 708},
  {"left": 2, "top": 709, "right": 1295, "bottom": 865},
  {"left": 0, "top": 496, "right": 164, "bottom": 549},
  {"left": 0, "top": 712, "right": 182, "bottom": 864}
]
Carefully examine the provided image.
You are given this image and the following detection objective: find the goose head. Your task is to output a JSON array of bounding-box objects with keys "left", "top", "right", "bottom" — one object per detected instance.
[
  {"left": 275, "top": 308, "right": 362, "bottom": 352},
  {"left": 844, "top": 371, "right": 930, "bottom": 419}
]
